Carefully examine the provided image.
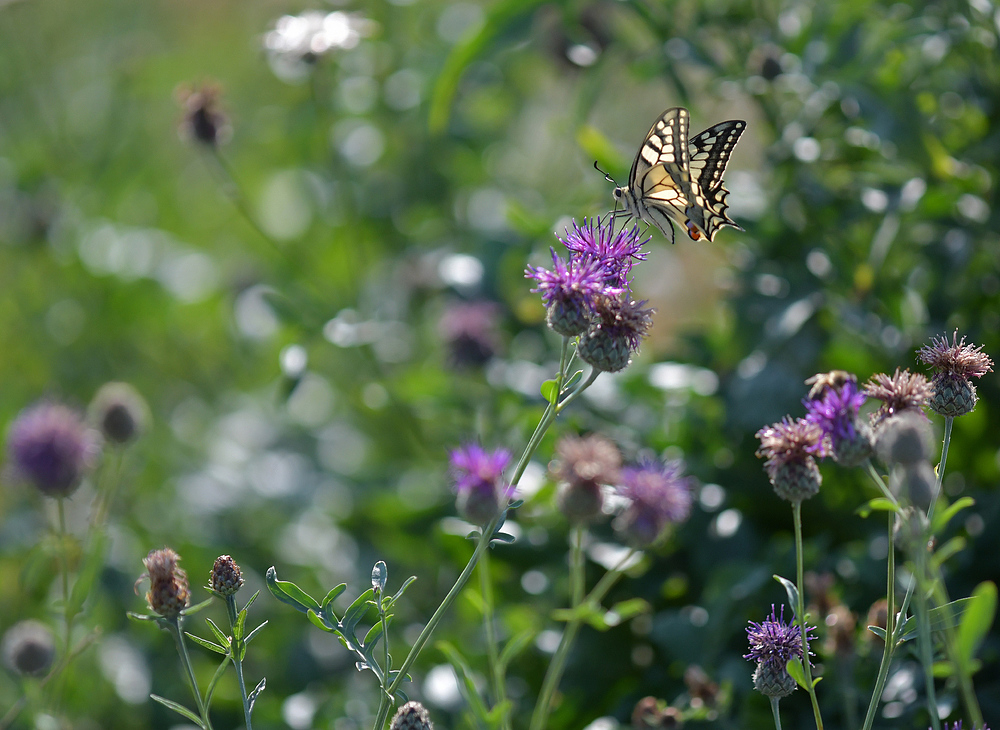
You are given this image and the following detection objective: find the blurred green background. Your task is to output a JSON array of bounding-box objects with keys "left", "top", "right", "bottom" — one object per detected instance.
[{"left": 1, "top": 0, "right": 998, "bottom": 727}]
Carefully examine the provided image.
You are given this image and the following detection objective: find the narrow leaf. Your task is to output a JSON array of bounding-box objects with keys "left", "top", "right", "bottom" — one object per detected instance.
[
  {"left": 607, "top": 598, "right": 651, "bottom": 623},
  {"left": 149, "top": 695, "right": 204, "bottom": 727},
  {"left": 205, "top": 656, "right": 230, "bottom": 707},
  {"left": 954, "top": 581, "right": 997, "bottom": 672},
  {"left": 932, "top": 496, "right": 975, "bottom": 534},
  {"left": 265, "top": 567, "right": 321, "bottom": 614},
  {"left": 183, "top": 598, "right": 215, "bottom": 616},
  {"left": 498, "top": 629, "right": 535, "bottom": 671},
  {"left": 242, "top": 590, "right": 260, "bottom": 612},
  {"left": 856, "top": 497, "right": 901, "bottom": 518},
  {"left": 785, "top": 659, "right": 808, "bottom": 690},
  {"left": 897, "top": 597, "right": 982, "bottom": 643},
  {"left": 342, "top": 589, "right": 375, "bottom": 632},
  {"left": 248, "top": 677, "right": 266, "bottom": 714},
  {"left": 186, "top": 631, "right": 228, "bottom": 656},
  {"left": 436, "top": 641, "right": 490, "bottom": 721},
  {"left": 363, "top": 622, "right": 385, "bottom": 650},
  {"left": 386, "top": 576, "right": 417, "bottom": 609},
  {"left": 321, "top": 584, "right": 348, "bottom": 611},
  {"left": 204, "top": 618, "right": 230, "bottom": 648},
  {"left": 773, "top": 575, "right": 800, "bottom": 617},
  {"left": 307, "top": 609, "right": 335, "bottom": 632},
  {"left": 867, "top": 626, "right": 888, "bottom": 641},
  {"left": 244, "top": 620, "right": 269, "bottom": 645}
]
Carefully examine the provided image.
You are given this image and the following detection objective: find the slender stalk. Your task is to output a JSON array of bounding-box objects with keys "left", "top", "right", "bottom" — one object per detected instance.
[
  {"left": 207, "top": 149, "right": 287, "bottom": 258},
  {"left": 168, "top": 617, "right": 213, "bottom": 730},
  {"left": 926, "top": 416, "right": 953, "bottom": 524},
  {"left": 529, "top": 548, "right": 635, "bottom": 730},
  {"left": 861, "top": 513, "right": 896, "bottom": 730},
  {"left": 479, "top": 548, "right": 510, "bottom": 730},
  {"left": 864, "top": 459, "right": 899, "bottom": 507},
  {"left": 770, "top": 697, "right": 783, "bottom": 730},
  {"left": 913, "top": 543, "right": 940, "bottom": 730},
  {"left": 792, "top": 502, "right": 824, "bottom": 730},
  {"left": 56, "top": 497, "right": 73, "bottom": 654},
  {"left": 926, "top": 574, "right": 984, "bottom": 727},
  {"left": 224, "top": 596, "right": 254, "bottom": 730}
]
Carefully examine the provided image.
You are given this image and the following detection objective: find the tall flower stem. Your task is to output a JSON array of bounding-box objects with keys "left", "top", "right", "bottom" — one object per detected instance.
[
  {"left": 167, "top": 617, "right": 214, "bottom": 730},
  {"left": 913, "top": 541, "right": 940, "bottom": 730},
  {"left": 770, "top": 697, "right": 783, "bottom": 730},
  {"left": 792, "top": 502, "right": 824, "bottom": 730},
  {"left": 528, "top": 546, "right": 635, "bottom": 730},
  {"left": 223, "top": 596, "right": 254, "bottom": 730},
  {"left": 861, "top": 512, "right": 896, "bottom": 730},
  {"left": 56, "top": 497, "right": 73, "bottom": 655},
  {"left": 479, "top": 548, "right": 510, "bottom": 730}
]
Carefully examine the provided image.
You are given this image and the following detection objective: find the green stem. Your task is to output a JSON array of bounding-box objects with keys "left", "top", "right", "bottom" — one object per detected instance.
[
  {"left": 926, "top": 576, "right": 984, "bottom": 727},
  {"left": 864, "top": 459, "right": 899, "bottom": 507},
  {"left": 168, "top": 617, "right": 214, "bottom": 730},
  {"left": 792, "top": 502, "right": 824, "bottom": 730},
  {"left": 927, "top": 416, "right": 953, "bottom": 524},
  {"left": 913, "top": 543, "right": 940, "bottom": 730},
  {"left": 861, "top": 513, "right": 896, "bottom": 730},
  {"left": 57, "top": 497, "right": 73, "bottom": 654},
  {"left": 770, "top": 696, "right": 783, "bottom": 730},
  {"left": 479, "top": 548, "right": 510, "bottom": 730},
  {"left": 528, "top": 547, "right": 634, "bottom": 730},
  {"left": 225, "top": 596, "right": 254, "bottom": 730}
]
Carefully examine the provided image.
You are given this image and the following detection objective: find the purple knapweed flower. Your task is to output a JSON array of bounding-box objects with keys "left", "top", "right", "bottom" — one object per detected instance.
[
  {"left": 864, "top": 368, "right": 932, "bottom": 428},
  {"left": 449, "top": 443, "right": 513, "bottom": 525},
  {"left": 558, "top": 217, "right": 649, "bottom": 289},
  {"left": 577, "top": 294, "right": 654, "bottom": 373},
  {"left": 918, "top": 331, "right": 994, "bottom": 418},
  {"left": 526, "top": 250, "right": 613, "bottom": 336},
  {"left": 804, "top": 377, "right": 872, "bottom": 467},
  {"left": 935, "top": 723, "right": 991, "bottom": 730},
  {"left": 755, "top": 417, "right": 824, "bottom": 502},
  {"left": 745, "top": 605, "right": 816, "bottom": 699},
  {"left": 615, "top": 459, "right": 693, "bottom": 547},
  {"left": 438, "top": 301, "right": 502, "bottom": 369},
  {"left": 6, "top": 402, "right": 100, "bottom": 498}
]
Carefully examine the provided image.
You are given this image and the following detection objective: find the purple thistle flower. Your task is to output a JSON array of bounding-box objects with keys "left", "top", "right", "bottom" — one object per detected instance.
[
  {"left": 558, "top": 216, "right": 649, "bottom": 289},
  {"left": 526, "top": 250, "right": 615, "bottom": 336},
  {"left": 615, "top": 459, "right": 694, "bottom": 547},
  {"left": 935, "top": 723, "right": 991, "bottom": 730},
  {"left": 918, "top": 331, "right": 994, "bottom": 418},
  {"left": 449, "top": 443, "right": 513, "bottom": 525},
  {"left": 744, "top": 604, "right": 815, "bottom": 666},
  {"left": 755, "top": 417, "right": 824, "bottom": 501},
  {"left": 804, "top": 378, "right": 872, "bottom": 466},
  {"left": 6, "top": 402, "right": 100, "bottom": 498},
  {"left": 864, "top": 368, "right": 932, "bottom": 427},
  {"left": 577, "top": 294, "right": 654, "bottom": 372}
]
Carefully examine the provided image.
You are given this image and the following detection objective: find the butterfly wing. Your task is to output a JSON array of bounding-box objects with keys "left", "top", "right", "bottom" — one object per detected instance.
[
  {"left": 626, "top": 107, "right": 693, "bottom": 236},
  {"left": 687, "top": 120, "right": 746, "bottom": 241}
]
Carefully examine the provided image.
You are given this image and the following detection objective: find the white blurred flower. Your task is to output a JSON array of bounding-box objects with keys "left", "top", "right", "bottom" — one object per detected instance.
[{"left": 264, "top": 11, "right": 378, "bottom": 82}]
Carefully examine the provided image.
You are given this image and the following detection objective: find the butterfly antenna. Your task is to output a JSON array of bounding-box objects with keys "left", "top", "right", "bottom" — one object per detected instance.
[{"left": 593, "top": 161, "right": 617, "bottom": 186}]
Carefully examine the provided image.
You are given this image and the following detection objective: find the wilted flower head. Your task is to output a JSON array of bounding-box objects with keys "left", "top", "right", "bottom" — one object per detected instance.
[
  {"left": 804, "top": 377, "right": 872, "bottom": 466},
  {"left": 449, "top": 444, "right": 512, "bottom": 525},
  {"left": 209, "top": 555, "right": 244, "bottom": 597},
  {"left": 390, "top": 701, "right": 433, "bottom": 730},
  {"left": 6, "top": 401, "right": 100, "bottom": 498},
  {"left": 264, "top": 11, "right": 377, "bottom": 82},
  {"left": 558, "top": 216, "right": 648, "bottom": 289},
  {"left": 755, "top": 417, "right": 823, "bottom": 502},
  {"left": 577, "top": 294, "right": 654, "bottom": 373},
  {"left": 526, "top": 250, "right": 611, "bottom": 336},
  {"left": 744, "top": 605, "right": 815, "bottom": 699},
  {"left": 89, "top": 382, "right": 149, "bottom": 445},
  {"left": 438, "top": 301, "right": 502, "bottom": 369},
  {"left": 1, "top": 620, "right": 55, "bottom": 677},
  {"left": 615, "top": 458, "right": 693, "bottom": 547},
  {"left": 142, "top": 548, "right": 190, "bottom": 620},
  {"left": 550, "top": 433, "right": 621, "bottom": 523},
  {"left": 864, "top": 368, "right": 932, "bottom": 427},
  {"left": 918, "top": 331, "right": 994, "bottom": 418},
  {"left": 177, "top": 83, "right": 230, "bottom": 147},
  {"left": 630, "top": 696, "right": 681, "bottom": 729}
]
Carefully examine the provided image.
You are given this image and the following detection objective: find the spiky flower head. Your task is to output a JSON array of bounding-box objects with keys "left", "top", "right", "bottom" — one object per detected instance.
[
  {"left": 6, "top": 402, "right": 100, "bottom": 498},
  {"left": 89, "top": 382, "right": 150, "bottom": 445},
  {"left": 804, "top": 377, "right": 872, "bottom": 467},
  {"left": 1, "top": 620, "right": 55, "bottom": 677},
  {"left": 918, "top": 331, "right": 994, "bottom": 417},
  {"left": 550, "top": 434, "right": 621, "bottom": 523},
  {"left": 755, "top": 417, "right": 823, "bottom": 502},
  {"left": 577, "top": 294, "right": 654, "bottom": 373},
  {"left": 449, "top": 443, "right": 512, "bottom": 526},
  {"left": 745, "top": 605, "right": 816, "bottom": 699},
  {"left": 209, "top": 555, "right": 244, "bottom": 597},
  {"left": 143, "top": 548, "right": 190, "bottom": 620},
  {"left": 526, "top": 250, "right": 612, "bottom": 336},
  {"left": 934, "top": 723, "right": 991, "bottom": 730},
  {"left": 864, "top": 368, "right": 932, "bottom": 428},
  {"left": 438, "top": 301, "right": 502, "bottom": 369},
  {"left": 390, "top": 701, "right": 434, "bottom": 730},
  {"left": 177, "top": 83, "right": 230, "bottom": 147},
  {"left": 614, "top": 458, "right": 693, "bottom": 547},
  {"left": 558, "top": 216, "right": 649, "bottom": 289}
]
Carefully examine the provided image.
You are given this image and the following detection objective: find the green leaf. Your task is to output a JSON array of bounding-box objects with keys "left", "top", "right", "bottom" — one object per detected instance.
[
  {"left": 234, "top": 607, "right": 248, "bottom": 641},
  {"left": 954, "top": 581, "right": 997, "bottom": 673},
  {"left": 342, "top": 589, "right": 375, "bottom": 633},
  {"left": 205, "top": 656, "right": 230, "bottom": 707},
  {"left": 244, "top": 620, "right": 268, "bottom": 645},
  {"left": 773, "top": 575, "right": 800, "bottom": 617},
  {"left": 204, "top": 618, "right": 230, "bottom": 648},
  {"left": 897, "top": 597, "right": 983, "bottom": 643},
  {"left": 242, "top": 590, "right": 260, "bottom": 613},
  {"left": 540, "top": 379, "right": 559, "bottom": 404},
  {"left": 497, "top": 629, "right": 535, "bottom": 671},
  {"left": 436, "top": 641, "right": 491, "bottom": 724},
  {"left": 856, "top": 497, "right": 901, "bottom": 518},
  {"left": 868, "top": 626, "right": 888, "bottom": 641},
  {"left": 307, "top": 609, "right": 335, "bottom": 633},
  {"left": 930, "top": 536, "right": 967, "bottom": 570},
  {"left": 362, "top": 621, "right": 386, "bottom": 651},
  {"left": 384, "top": 576, "right": 417, "bottom": 610},
  {"left": 785, "top": 659, "right": 808, "bottom": 690},
  {"left": 932, "top": 496, "right": 975, "bottom": 534},
  {"left": 149, "top": 695, "right": 204, "bottom": 727},
  {"left": 186, "top": 630, "right": 228, "bottom": 656},
  {"left": 266, "top": 567, "right": 321, "bottom": 614},
  {"left": 607, "top": 598, "right": 651, "bottom": 624},
  {"left": 248, "top": 677, "right": 266, "bottom": 714},
  {"left": 183, "top": 598, "right": 215, "bottom": 616},
  {"left": 321, "top": 584, "right": 348, "bottom": 612}
]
